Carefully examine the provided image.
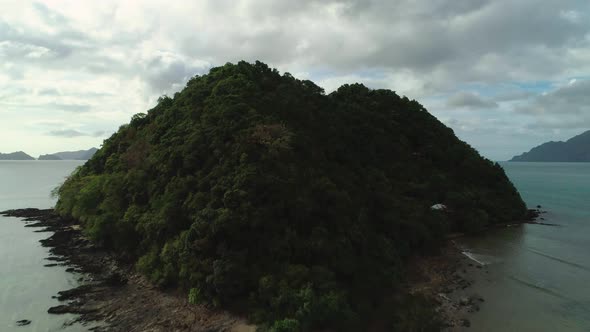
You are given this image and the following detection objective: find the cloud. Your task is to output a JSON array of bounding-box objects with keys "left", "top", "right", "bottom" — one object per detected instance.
[
  {"left": 46, "top": 129, "right": 86, "bottom": 137},
  {"left": 52, "top": 103, "right": 93, "bottom": 112},
  {"left": 447, "top": 92, "right": 498, "bottom": 109},
  {"left": 514, "top": 79, "right": 590, "bottom": 129},
  {"left": 517, "top": 79, "right": 590, "bottom": 116},
  {"left": 46, "top": 129, "right": 107, "bottom": 138},
  {"left": 37, "top": 88, "right": 60, "bottom": 96},
  {"left": 0, "top": 0, "right": 589, "bottom": 160},
  {"left": 494, "top": 90, "right": 534, "bottom": 102},
  {"left": 142, "top": 51, "right": 211, "bottom": 94}
]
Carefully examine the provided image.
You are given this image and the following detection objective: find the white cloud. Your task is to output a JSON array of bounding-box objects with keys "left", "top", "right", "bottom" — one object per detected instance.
[{"left": 0, "top": 0, "right": 588, "bottom": 159}]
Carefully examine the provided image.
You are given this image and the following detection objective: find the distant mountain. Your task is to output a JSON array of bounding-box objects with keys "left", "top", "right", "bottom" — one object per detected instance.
[
  {"left": 0, "top": 151, "right": 35, "bottom": 160},
  {"left": 511, "top": 130, "right": 590, "bottom": 162},
  {"left": 80, "top": 147, "right": 99, "bottom": 160},
  {"left": 38, "top": 148, "right": 98, "bottom": 161},
  {"left": 38, "top": 154, "right": 63, "bottom": 160}
]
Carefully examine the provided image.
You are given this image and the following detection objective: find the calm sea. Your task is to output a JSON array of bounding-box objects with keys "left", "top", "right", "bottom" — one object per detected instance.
[
  {"left": 0, "top": 161, "right": 85, "bottom": 332},
  {"left": 0, "top": 161, "right": 589, "bottom": 331},
  {"left": 461, "top": 162, "right": 590, "bottom": 331}
]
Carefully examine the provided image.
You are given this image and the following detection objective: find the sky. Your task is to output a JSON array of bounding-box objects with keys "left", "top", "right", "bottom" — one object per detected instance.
[{"left": 1, "top": 0, "right": 589, "bottom": 160}]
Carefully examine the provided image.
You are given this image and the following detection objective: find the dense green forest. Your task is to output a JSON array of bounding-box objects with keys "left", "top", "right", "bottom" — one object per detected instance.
[{"left": 55, "top": 61, "right": 527, "bottom": 331}]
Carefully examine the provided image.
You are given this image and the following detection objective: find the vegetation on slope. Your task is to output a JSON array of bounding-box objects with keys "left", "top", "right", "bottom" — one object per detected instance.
[{"left": 55, "top": 61, "right": 527, "bottom": 331}]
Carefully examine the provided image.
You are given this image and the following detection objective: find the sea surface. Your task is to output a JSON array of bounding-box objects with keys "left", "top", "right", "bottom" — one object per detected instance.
[
  {"left": 461, "top": 162, "right": 590, "bottom": 331},
  {"left": 0, "top": 161, "right": 589, "bottom": 331},
  {"left": 0, "top": 161, "right": 86, "bottom": 332}
]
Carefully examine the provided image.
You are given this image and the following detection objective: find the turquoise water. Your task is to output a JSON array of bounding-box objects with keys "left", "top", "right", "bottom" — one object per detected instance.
[
  {"left": 0, "top": 161, "right": 86, "bottom": 332},
  {"left": 461, "top": 162, "right": 590, "bottom": 331}
]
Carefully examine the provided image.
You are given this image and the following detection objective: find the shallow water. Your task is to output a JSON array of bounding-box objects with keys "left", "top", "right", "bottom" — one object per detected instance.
[
  {"left": 461, "top": 162, "right": 590, "bottom": 331},
  {"left": 0, "top": 161, "right": 86, "bottom": 332}
]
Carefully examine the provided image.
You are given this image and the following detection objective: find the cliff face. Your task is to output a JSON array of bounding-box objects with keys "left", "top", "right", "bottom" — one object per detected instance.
[
  {"left": 511, "top": 130, "right": 590, "bottom": 162},
  {"left": 55, "top": 61, "right": 527, "bottom": 330},
  {"left": 0, "top": 151, "right": 35, "bottom": 160}
]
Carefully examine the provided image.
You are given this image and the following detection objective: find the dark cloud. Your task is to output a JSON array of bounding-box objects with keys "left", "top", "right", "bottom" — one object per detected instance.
[
  {"left": 46, "top": 129, "right": 107, "bottom": 138},
  {"left": 494, "top": 90, "right": 534, "bottom": 102},
  {"left": 92, "top": 130, "right": 107, "bottom": 137},
  {"left": 37, "top": 88, "right": 60, "bottom": 96},
  {"left": 46, "top": 129, "right": 87, "bottom": 137},
  {"left": 51, "top": 103, "right": 92, "bottom": 113},
  {"left": 32, "top": 2, "right": 70, "bottom": 26},
  {"left": 515, "top": 80, "right": 590, "bottom": 130},
  {"left": 4, "top": 1, "right": 588, "bottom": 90},
  {"left": 518, "top": 80, "right": 590, "bottom": 115},
  {"left": 143, "top": 53, "right": 210, "bottom": 94},
  {"left": 447, "top": 92, "right": 498, "bottom": 109}
]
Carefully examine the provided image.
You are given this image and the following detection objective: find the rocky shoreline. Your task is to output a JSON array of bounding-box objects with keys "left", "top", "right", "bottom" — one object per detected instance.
[
  {"left": 405, "top": 241, "right": 487, "bottom": 331},
  {"left": 407, "top": 207, "right": 545, "bottom": 331},
  {"left": 1, "top": 208, "right": 254, "bottom": 332},
  {"left": 1, "top": 208, "right": 544, "bottom": 331}
]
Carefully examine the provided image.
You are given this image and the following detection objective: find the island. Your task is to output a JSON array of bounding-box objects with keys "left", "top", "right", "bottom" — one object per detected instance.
[
  {"left": 13, "top": 61, "right": 529, "bottom": 331},
  {"left": 38, "top": 148, "right": 98, "bottom": 161},
  {"left": 38, "top": 154, "right": 62, "bottom": 160},
  {"left": 0, "top": 151, "right": 35, "bottom": 160},
  {"left": 511, "top": 130, "right": 590, "bottom": 162}
]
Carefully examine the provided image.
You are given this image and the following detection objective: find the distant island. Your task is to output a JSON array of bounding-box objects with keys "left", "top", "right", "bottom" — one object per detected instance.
[
  {"left": 0, "top": 151, "right": 35, "bottom": 160},
  {"left": 38, "top": 148, "right": 98, "bottom": 161},
  {"left": 0, "top": 148, "right": 97, "bottom": 161},
  {"left": 511, "top": 130, "right": 590, "bottom": 162}
]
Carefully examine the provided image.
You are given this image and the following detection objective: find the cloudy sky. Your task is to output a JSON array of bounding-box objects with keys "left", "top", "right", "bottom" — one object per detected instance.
[{"left": 1, "top": 0, "right": 589, "bottom": 160}]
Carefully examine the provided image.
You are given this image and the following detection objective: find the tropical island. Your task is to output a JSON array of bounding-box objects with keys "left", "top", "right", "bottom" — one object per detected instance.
[
  {"left": 511, "top": 130, "right": 590, "bottom": 162},
  {"left": 7, "top": 61, "right": 530, "bottom": 331}
]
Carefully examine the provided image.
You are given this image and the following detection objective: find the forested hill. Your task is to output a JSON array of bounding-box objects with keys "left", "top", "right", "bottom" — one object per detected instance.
[
  {"left": 511, "top": 130, "right": 590, "bottom": 162},
  {"left": 56, "top": 61, "right": 527, "bottom": 331}
]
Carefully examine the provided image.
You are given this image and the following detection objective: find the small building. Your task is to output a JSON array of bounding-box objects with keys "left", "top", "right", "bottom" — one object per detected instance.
[{"left": 430, "top": 203, "right": 447, "bottom": 211}]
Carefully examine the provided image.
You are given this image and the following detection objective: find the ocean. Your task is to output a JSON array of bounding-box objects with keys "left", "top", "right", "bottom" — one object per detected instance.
[
  {"left": 460, "top": 162, "right": 590, "bottom": 331},
  {"left": 0, "top": 161, "right": 86, "bottom": 332},
  {"left": 0, "top": 161, "right": 588, "bottom": 331}
]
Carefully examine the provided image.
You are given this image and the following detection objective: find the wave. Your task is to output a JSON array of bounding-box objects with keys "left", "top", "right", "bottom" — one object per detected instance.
[
  {"left": 460, "top": 251, "right": 503, "bottom": 266},
  {"left": 461, "top": 251, "right": 487, "bottom": 265},
  {"left": 527, "top": 247, "right": 590, "bottom": 272},
  {"left": 508, "top": 275, "right": 568, "bottom": 300}
]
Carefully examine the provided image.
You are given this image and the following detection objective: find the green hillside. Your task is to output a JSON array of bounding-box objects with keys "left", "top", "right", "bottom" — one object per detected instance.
[{"left": 55, "top": 61, "right": 527, "bottom": 331}]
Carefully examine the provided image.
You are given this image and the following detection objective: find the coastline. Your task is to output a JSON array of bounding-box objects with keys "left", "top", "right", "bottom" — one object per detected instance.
[
  {"left": 406, "top": 241, "right": 486, "bottom": 330},
  {"left": 407, "top": 208, "right": 543, "bottom": 330},
  {"left": 1, "top": 208, "right": 541, "bottom": 331},
  {"left": 1, "top": 208, "right": 254, "bottom": 332}
]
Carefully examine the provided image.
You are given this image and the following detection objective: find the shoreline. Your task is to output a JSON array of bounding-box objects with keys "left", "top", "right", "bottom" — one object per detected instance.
[
  {"left": 1, "top": 208, "right": 254, "bottom": 332},
  {"left": 1, "top": 208, "right": 542, "bottom": 331},
  {"left": 405, "top": 240, "right": 487, "bottom": 330},
  {"left": 407, "top": 208, "right": 543, "bottom": 330}
]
